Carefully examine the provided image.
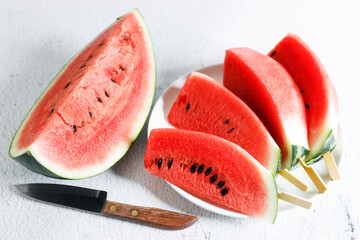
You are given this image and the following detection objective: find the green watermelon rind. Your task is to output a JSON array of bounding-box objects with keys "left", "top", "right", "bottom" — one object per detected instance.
[
  {"left": 273, "top": 148, "right": 282, "bottom": 177},
  {"left": 305, "top": 130, "right": 336, "bottom": 165},
  {"left": 9, "top": 152, "right": 61, "bottom": 178},
  {"left": 257, "top": 158, "right": 278, "bottom": 223},
  {"left": 9, "top": 9, "right": 156, "bottom": 179},
  {"left": 271, "top": 176, "right": 278, "bottom": 224},
  {"left": 290, "top": 145, "right": 310, "bottom": 169}
]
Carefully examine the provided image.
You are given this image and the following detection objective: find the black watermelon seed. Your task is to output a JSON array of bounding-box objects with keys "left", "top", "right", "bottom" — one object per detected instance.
[
  {"left": 270, "top": 50, "right": 276, "bottom": 57},
  {"left": 124, "top": 36, "right": 129, "bottom": 41},
  {"left": 111, "top": 79, "right": 117, "bottom": 84},
  {"left": 190, "top": 164, "right": 197, "bottom": 173},
  {"left": 88, "top": 55, "right": 93, "bottom": 60},
  {"left": 105, "top": 91, "right": 110, "bottom": 97},
  {"left": 186, "top": 104, "right": 190, "bottom": 110},
  {"left": 65, "top": 82, "right": 71, "bottom": 89},
  {"left": 89, "top": 111, "right": 92, "bottom": 118},
  {"left": 157, "top": 158, "right": 162, "bottom": 168},
  {"left": 300, "top": 90, "right": 305, "bottom": 93},
  {"left": 221, "top": 188, "right": 229, "bottom": 196},
  {"left": 97, "top": 97, "right": 103, "bottom": 103},
  {"left": 73, "top": 125, "right": 76, "bottom": 133},
  {"left": 168, "top": 159, "right": 173, "bottom": 169},
  {"left": 80, "top": 64, "right": 86, "bottom": 69},
  {"left": 225, "top": 119, "right": 229, "bottom": 124},
  {"left": 119, "top": 65, "right": 126, "bottom": 71},
  {"left": 99, "top": 43, "right": 104, "bottom": 46},
  {"left": 48, "top": 108, "right": 55, "bottom": 117},
  {"left": 205, "top": 167, "right": 212, "bottom": 176},
  {"left": 227, "top": 128, "right": 235, "bottom": 133},
  {"left": 210, "top": 174, "right": 218, "bottom": 183},
  {"left": 305, "top": 104, "right": 310, "bottom": 109},
  {"left": 217, "top": 181, "right": 225, "bottom": 189},
  {"left": 197, "top": 164, "right": 204, "bottom": 174}
]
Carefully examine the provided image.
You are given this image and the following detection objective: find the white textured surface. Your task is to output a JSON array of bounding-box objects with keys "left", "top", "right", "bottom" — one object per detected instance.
[{"left": 1, "top": 0, "right": 359, "bottom": 239}]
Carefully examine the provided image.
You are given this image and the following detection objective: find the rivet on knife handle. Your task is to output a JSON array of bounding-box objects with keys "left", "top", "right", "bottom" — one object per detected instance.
[{"left": 102, "top": 201, "right": 198, "bottom": 230}]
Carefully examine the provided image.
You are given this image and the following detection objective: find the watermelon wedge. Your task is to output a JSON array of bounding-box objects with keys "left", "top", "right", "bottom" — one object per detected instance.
[
  {"left": 167, "top": 72, "right": 280, "bottom": 175},
  {"left": 9, "top": 9, "right": 156, "bottom": 179},
  {"left": 223, "top": 48, "right": 309, "bottom": 170},
  {"left": 269, "top": 33, "right": 339, "bottom": 164},
  {"left": 144, "top": 128, "right": 278, "bottom": 223}
]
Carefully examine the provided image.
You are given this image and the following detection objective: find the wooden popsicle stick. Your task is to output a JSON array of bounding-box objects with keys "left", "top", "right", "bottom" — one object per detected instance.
[
  {"left": 278, "top": 192, "right": 312, "bottom": 209},
  {"left": 278, "top": 169, "right": 309, "bottom": 192},
  {"left": 298, "top": 158, "right": 327, "bottom": 193},
  {"left": 323, "top": 152, "right": 340, "bottom": 180}
]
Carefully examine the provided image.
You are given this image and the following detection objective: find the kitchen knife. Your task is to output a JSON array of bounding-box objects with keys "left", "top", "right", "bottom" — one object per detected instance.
[{"left": 15, "top": 183, "right": 197, "bottom": 230}]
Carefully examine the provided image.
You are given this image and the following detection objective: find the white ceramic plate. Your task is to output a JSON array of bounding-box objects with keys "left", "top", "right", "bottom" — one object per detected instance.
[{"left": 147, "top": 64, "right": 344, "bottom": 218}]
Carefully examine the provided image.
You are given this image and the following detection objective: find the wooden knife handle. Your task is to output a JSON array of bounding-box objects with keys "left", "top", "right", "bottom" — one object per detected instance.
[{"left": 102, "top": 201, "right": 198, "bottom": 230}]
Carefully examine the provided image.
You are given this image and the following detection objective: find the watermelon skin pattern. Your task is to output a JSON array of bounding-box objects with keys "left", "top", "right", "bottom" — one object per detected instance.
[
  {"left": 9, "top": 9, "right": 156, "bottom": 179},
  {"left": 224, "top": 48, "right": 310, "bottom": 170},
  {"left": 144, "top": 128, "right": 278, "bottom": 223},
  {"left": 305, "top": 130, "right": 336, "bottom": 165},
  {"left": 269, "top": 33, "right": 339, "bottom": 165},
  {"left": 10, "top": 152, "right": 60, "bottom": 178},
  {"left": 168, "top": 72, "right": 281, "bottom": 175}
]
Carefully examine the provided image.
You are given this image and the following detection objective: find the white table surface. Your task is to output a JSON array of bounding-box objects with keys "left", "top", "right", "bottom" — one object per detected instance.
[{"left": 1, "top": 0, "right": 359, "bottom": 239}]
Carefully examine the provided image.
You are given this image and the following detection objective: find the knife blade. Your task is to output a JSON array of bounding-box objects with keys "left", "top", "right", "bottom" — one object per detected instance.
[{"left": 15, "top": 183, "right": 197, "bottom": 230}]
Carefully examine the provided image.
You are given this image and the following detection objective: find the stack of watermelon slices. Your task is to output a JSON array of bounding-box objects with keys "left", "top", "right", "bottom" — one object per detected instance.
[
  {"left": 167, "top": 72, "right": 281, "bottom": 176},
  {"left": 268, "top": 33, "right": 339, "bottom": 166},
  {"left": 145, "top": 33, "right": 339, "bottom": 222}
]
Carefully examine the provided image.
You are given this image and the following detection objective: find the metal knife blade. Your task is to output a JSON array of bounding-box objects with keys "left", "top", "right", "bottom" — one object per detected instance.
[
  {"left": 15, "top": 183, "right": 107, "bottom": 213},
  {"left": 15, "top": 183, "right": 197, "bottom": 230}
]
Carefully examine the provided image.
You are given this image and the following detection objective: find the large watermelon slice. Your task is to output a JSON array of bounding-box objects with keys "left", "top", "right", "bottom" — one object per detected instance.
[
  {"left": 9, "top": 9, "right": 156, "bottom": 179},
  {"left": 144, "top": 128, "right": 278, "bottom": 223},
  {"left": 167, "top": 72, "right": 280, "bottom": 175},
  {"left": 269, "top": 33, "right": 339, "bottom": 164},
  {"left": 223, "top": 48, "right": 309, "bottom": 170}
]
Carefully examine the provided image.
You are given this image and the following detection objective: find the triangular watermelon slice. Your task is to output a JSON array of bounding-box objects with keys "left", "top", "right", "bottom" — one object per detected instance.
[
  {"left": 223, "top": 48, "right": 310, "bottom": 170},
  {"left": 9, "top": 9, "right": 156, "bottom": 179},
  {"left": 145, "top": 128, "right": 278, "bottom": 223},
  {"left": 269, "top": 33, "right": 339, "bottom": 164},
  {"left": 168, "top": 72, "right": 281, "bottom": 175}
]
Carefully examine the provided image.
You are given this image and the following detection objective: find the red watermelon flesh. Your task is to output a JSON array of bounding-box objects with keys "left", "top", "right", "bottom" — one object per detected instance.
[
  {"left": 167, "top": 72, "right": 280, "bottom": 175},
  {"left": 223, "top": 48, "right": 309, "bottom": 170},
  {"left": 9, "top": 9, "right": 156, "bottom": 179},
  {"left": 144, "top": 128, "right": 278, "bottom": 223},
  {"left": 269, "top": 33, "right": 339, "bottom": 164}
]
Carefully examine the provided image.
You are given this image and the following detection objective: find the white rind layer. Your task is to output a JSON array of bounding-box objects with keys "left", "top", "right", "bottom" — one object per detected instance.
[
  {"left": 282, "top": 114, "right": 309, "bottom": 170},
  {"left": 30, "top": 140, "right": 131, "bottom": 179},
  {"left": 267, "top": 135, "right": 281, "bottom": 176},
  {"left": 306, "top": 91, "right": 338, "bottom": 161}
]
